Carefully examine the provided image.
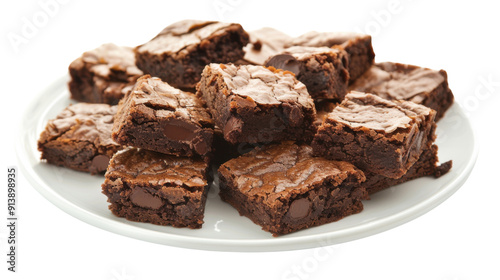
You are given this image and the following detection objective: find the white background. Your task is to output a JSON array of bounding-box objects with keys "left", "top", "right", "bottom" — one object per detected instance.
[{"left": 1, "top": 0, "right": 499, "bottom": 279}]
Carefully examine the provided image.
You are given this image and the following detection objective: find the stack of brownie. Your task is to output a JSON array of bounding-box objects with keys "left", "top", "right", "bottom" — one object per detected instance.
[{"left": 37, "top": 19, "right": 454, "bottom": 236}]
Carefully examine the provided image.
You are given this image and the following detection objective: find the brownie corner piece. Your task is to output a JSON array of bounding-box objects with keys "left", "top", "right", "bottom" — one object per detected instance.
[
  {"left": 312, "top": 91, "right": 436, "bottom": 179},
  {"left": 197, "top": 63, "right": 317, "bottom": 145},
  {"left": 135, "top": 20, "right": 250, "bottom": 89},
  {"left": 112, "top": 75, "right": 214, "bottom": 158},
  {"left": 286, "top": 31, "right": 374, "bottom": 83},
  {"left": 37, "top": 103, "right": 121, "bottom": 174},
  {"left": 101, "top": 148, "right": 210, "bottom": 229},
  {"left": 265, "top": 46, "right": 350, "bottom": 100},
  {"left": 337, "top": 34, "right": 375, "bottom": 82},
  {"left": 349, "top": 62, "right": 454, "bottom": 120},
  {"left": 218, "top": 142, "right": 367, "bottom": 236},
  {"left": 68, "top": 43, "right": 143, "bottom": 105}
]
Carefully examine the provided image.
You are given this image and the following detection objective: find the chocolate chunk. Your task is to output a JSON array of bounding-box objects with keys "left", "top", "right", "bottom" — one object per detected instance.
[
  {"left": 223, "top": 116, "right": 243, "bottom": 139},
  {"left": 130, "top": 188, "right": 164, "bottom": 210},
  {"left": 90, "top": 155, "right": 110, "bottom": 173},
  {"left": 252, "top": 40, "right": 262, "bottom": 51},
  {"left": 192, "top": 135, "right": 210, "bottom": 155},
  {"left": 265, "top": 54, "right": 301, "bottom": 75},
  {"left": 287, "top": 198, "right": 311, "bottom": 219},
  {"left": 163, "top": 119, "right": 198, "bottom": 141}
]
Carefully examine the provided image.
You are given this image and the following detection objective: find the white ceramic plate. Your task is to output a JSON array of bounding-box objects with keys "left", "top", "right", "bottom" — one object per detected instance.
[{"left": 17, "top": 76, "right": 478, "bottom": 252}]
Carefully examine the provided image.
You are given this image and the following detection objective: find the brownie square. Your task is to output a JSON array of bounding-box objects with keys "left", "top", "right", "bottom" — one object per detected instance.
[
  {"left": 286, "top": 32, "right": 375, "bottom": 83},
  {"left": 349, "top": 62, "right": 455, "bottom": 120},
  {"left": 197, "top": 63, "right": 317, "bottom": 144},
  {"left": 218, "top": 142, "right": 368, "bottom": 236},
  {"left": 242, "top": 27, "right": 292, "bottom": 65},
  {"left": 101, "top": 148, "right": 210, "bottom": 229},
  {"left": 112, "top": 75, "right": 214, "bottom": 159},
  {"left": 37, "top": 103, "right": 121, "bottom": 174},
  {"left": 69, "top": 43, "right": 143, "bottom": 105},
  {"left": 363, "top": 144, "right": 452, "bottom": 194},
  {"left": 265, "top": 46, "right": 350, "bottom": 100},
  {"left": 312, "top": 92, "right": 436, "bottom": 179},
  {"left": 135, "top": 20, "right": 249, "bottom": 89}
]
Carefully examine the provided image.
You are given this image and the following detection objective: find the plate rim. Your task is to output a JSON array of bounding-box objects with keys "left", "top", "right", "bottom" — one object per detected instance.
[{"left": 17, "top": 75, "right": 479, "bottom": 252}]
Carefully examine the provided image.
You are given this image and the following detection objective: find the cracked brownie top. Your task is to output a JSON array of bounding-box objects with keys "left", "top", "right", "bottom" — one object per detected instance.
[
  {"left": 349, "top": 62, "right": 447, "bottom": 103},
  {"left": 328, "top": 91, "right": 435, "bottom": 134},
  {"left": 106, "top": 147, "right": 208, "bottom": 187},
  {"left": 38, "top": 103, "right": 119, "bottom": 148},
  {"left": 70, "top": 43, "right": 143, "bottom": 81},
  {"left": 206, "top": 63, "right": 315, "bottom": 107},
  {"left": 113, "top": 75, "right": 214, "bottom": 130},
  {"left": 286, "top": 31, "right": 368, "bottom": 48},
  {"left": 218, "top": 142, "right": 365, "bottom": 201},
  {"left": 137, "top": 20, "right": 244, "bottom": 56}
]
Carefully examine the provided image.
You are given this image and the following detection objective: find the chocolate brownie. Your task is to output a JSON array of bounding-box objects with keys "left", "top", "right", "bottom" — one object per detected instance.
[
  {"left": 112, "top": 75, "right": 214, "bottom": 159},
  {"left": 38, "top": 103, "right": 121, "bottom": 174},
  {"left": 135, "top": 20, "right": 249, "bottom": 89},
  {"left": 286, "top": 32, "right": 375, "bottom": 83},
  {"left": 363, "top": 144, "right": 452, "bottom": 194},
  {"left": 101, "top": 147, "right": 210, "bottom": 229},
  {"left": 242, "top": 27, "right": 292, "bottom": 65},
  {"left": 69, "top": 43, "right": 143, "bottom": 105},
  {"left": 218, "top": 142, "right": 368, "bottom": 236},
  {"left": 349, "top": 62, "right": 455, "bottom": 120},
  {"left": 265, "top": 46, "right": 349, "bottom": 100},
  {"left": 197, "top": 63, "right": 317, "bottom": 144},
  {"left": 312, "top": 92, "right": 436, "bottom": 179}
]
